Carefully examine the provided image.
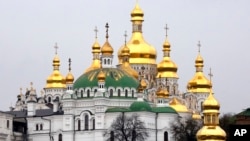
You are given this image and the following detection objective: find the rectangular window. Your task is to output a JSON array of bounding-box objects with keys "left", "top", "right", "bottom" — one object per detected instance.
[{"left": 7, "top": 120, "right": 9, "bottom": 129}]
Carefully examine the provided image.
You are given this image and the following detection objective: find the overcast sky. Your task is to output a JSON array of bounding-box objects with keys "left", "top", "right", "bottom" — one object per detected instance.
[{"left": 0, "top": 0, "right": 249, "bottom": 114}]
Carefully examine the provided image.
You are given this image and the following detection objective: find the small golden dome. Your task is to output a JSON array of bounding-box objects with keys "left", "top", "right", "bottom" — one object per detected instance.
[
  {"left": 97, "top": 70, "right": 106, "bottom": 82},
  {"left": 157, "top": 37, "right": 178, "bottom": 78},
  {"left": 131, "top": 2, "right": 144, "bottom": 22},
  {"left": 138, "top": 79, "right": 147, "bottom": 92},
  {"left": 192, "top": 112, "right": 202, "bottom": 120},
  {"left": 92, "top": 39, "right": 101, "bottom": 54},
  {"left": 101, "top": 41, "right": 113, "bottom": 55},
  {"left": 203, "top": 91, "right": 220, "bottom": 110},
  {"left": 66, "top": 72, "right": 74, "bottom": 84},
  {"left": 156, "top": 88, "right": 169, "bottom": 98},
  {"left": 170, "top": 98, "right": 189, "bottom": 113},
  {"left": 46, "top": 54, "right": 66, "bottom": 88},
  {"left": 120, "top": 45, "right": 139, "bottom": 79}
]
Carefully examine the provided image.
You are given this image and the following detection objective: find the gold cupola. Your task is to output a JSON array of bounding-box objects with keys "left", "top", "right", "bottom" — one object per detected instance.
[
  {"left": 156, "top": 88, "right": 169, "bottom": 99},
  {"left": 169, "top": 97, "right": 189, "bottom": 113},
  {"left": 101, "top": 23, "right": 113, "bottom": 56},
  {"left": 97, "top": 70, "right": 106, "bottom": 82},
  {"left": 120, "top": 32, "right": 139, "bottom": 79},
  {"left": 85, "top": 27, "right": 101, "bottom": 73},
  {"left": 117, "top": 2, "right": 156, "bottom": 65},
  {"left": 66, "top": 58, "right": 74, "bottom": 84},
  {"left": 45, "top": 44, "right": 66, "bottom": 88},
  {"left": 196, "top": 90, "right": 226, "bottom": 141},
  {"left": 187, "top": 41, "right": 212, "bottom": 93},
  {"left": 157, "top": 25, "right": 178, "bottom": 78}
]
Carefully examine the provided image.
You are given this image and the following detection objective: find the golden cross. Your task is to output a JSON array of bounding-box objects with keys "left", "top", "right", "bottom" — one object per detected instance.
[
  {"left": 94, "top": 26, "right": 98, "bottom": 39},
  {"left": 105, "top": 23, "right": 109, "bottom": 39},
  {"left": 68, "top": 58, "right": 72, "bottom": 71},
  {"left": 208, "top": 68, "right": 213, "bottom": 82},
  {"left": 124, "top": 30, "right": 127, "bottom": 44},
  {"left": 197, "top": 41, "right": 201, "bottom": 53},
  {"left": 54, "top": 43, "right": 58, "bottom": 54}
]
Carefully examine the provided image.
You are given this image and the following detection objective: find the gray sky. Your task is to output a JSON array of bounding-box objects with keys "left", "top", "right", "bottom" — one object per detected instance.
[{"left": 0, "top": 0, "right": 249, "bottom": 114}]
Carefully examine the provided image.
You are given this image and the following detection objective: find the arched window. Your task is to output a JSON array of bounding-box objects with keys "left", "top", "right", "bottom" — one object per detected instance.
[
  {"left": 164, "top": 131, "right": 168, "bottom": 141},
  {"left": 200, "top": 102, "right": 203, "bottom": 111},
  {"left": 85, "top": 115, "right": 89, "bottom": 130},
  {"left": 58, "top": 134, "right": 62, "bottom": 141},
  {"left": 48, "top": 97, "right": 51, "bottom": 103},
  {"left": 40, "top": 124, "right": 43, "bottom": 130},
  {"left": 78, "top": 119, "right": 81, "bottom": 131},
  {"left": 94, "top": 89, "right": 97, "bottom": 93},
  {"left": 87, "top": 90, "right": 90, "bottom": 97},
  {"left": 93, "top": 119, "right": 95, "bottom": 130},
  {"left": 132, "top": 90, "right": 134, "bottom": 97},
  {"left": 104, "top": 59, "right": 106, "bottom": 64},
  {"left": 108, "top": 59, "right": 110, "bottom": 64},
  {"left": 81, "top": 90, "right": 83, "bottom": 97},
  {"left": 7, "top": 120, "right": 9, "bottom": 129},
  {"left": 125, "top": 89, "right": 128, "bottom": 97},
  {"left": 110, "top": 131, "right": 114, "bottom": 141},
  {"left": 118, "top": 89, "right": 121, "bottom": 97},
  {"left": 110, "top": 89, "right": 113, "bottom": 97},
  {"left": 36, "top": 124, "right": 39, "bottom": 131}
]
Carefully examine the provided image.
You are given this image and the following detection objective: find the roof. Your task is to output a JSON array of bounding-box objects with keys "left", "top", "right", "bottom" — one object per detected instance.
[
  {"left": 237, "top": 108, "right": 250, "bottom": 116},
  {"left": 74, "top": 68, "right": 139, "bottom": 89},
  {"left": 6, "top": 109, "right": 63, "bottom": 118},
  {"left": 152, "top": 107, "right": 177, "bottom": 113}
]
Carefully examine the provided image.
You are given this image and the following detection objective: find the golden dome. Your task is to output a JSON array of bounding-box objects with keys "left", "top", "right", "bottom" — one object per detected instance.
[
  {"left": 192, "top": 112, "right": 202, "bottom": 120},
  {"left": 157, "top": 37, "right": 178, "bottom": 78},
  {"left": 101, "top": 41, "right": 113, "bottom": 55},
  {"left": 170, "top": 98, "right": 189, "bottom": 113},
  {"left": 203, "top": 91, "right": 220, "bottom": 110},
  {"left": 97, "top": 70, "right": 106, "bottom": 82},
  {"left": 85, "top": 39, "right": 101, "bottom": 73},
  {"left": 117, "top": 3, "right": 157, "bottom": 65},
  {"left": 156, "top": 88, "right": 169, "bottom": 98},
  {"left": 46, "top": 54, "right": 66, "bottom": 88},
  {"left": 187, "top": 53, "right": 212, "bottom": 93},
  {"left": 196, "top": 126, "right": 226, "bottom": 141},
  {"left": 66, "top": 72, "right": 74, "bottom": 84},
  {"left": 138, "top": 79, "right": 147, "bottom": 92},
  {"left": 120, "top": 45, "right": 139, "bottom": 79}
]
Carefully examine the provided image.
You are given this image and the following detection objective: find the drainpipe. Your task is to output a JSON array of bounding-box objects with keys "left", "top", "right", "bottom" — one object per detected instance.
[
  {"left": 73, "top": 115, "right": 75, "bottom": 141},
  {"left": 41, "top": 117, "right": 52, "bottom": 141},
  {"left": 155, "top": 113, "right": 158, "bottom": 141}
]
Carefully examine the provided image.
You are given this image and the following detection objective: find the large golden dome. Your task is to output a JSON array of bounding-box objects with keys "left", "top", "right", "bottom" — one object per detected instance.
[
  {"left": 157, "top": 37, "right": 178, "bottom": 78},
  {"left": 117, "top": 3, "right": 157, "bottom": 65},
  {"left": 196, "top": 126, "right": 226, "bottom": 141},
  {"left": 46, "top": 54, "right": 66, "bottom": 88},
  {"left": 187, "top": 52, "right": 212, "bottom": 93}
]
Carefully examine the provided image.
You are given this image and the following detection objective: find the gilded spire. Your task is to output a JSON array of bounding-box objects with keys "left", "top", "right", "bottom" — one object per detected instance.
[
  {"left": 157, "top": 24, "right": 178, "bottom": 78},
  {"left": 85, "top": 27, "right": 101, "bottom": 73},
  {"left": 187, "top": 41, "right": 212, "bottom": 93},
  {"left": 45, "top": 43, "right": 66, "bottom": 88},
  {"left": 196, "top": 89, "right": 226, "bottom": 141},
  {"left": 66, "top": 58, "right": 74, "bottom": 84}
]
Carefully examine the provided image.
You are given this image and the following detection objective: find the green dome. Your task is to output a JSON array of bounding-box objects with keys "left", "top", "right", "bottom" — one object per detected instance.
[
  {"left": 130, "top": 101, "right": 152, "bottom": 112},
  {"left": 73, "top": 68, "right": 139, "bottom": 89}
]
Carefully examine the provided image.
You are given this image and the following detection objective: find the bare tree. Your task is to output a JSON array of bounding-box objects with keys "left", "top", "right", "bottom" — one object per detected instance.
[
  {"left": 219, "top": 113, "right": 235, "bottom": 141},
  {"left": 170, "top": 117, "right": 202, "bottom": 141},
  {"left": 104, "top": 113, "right": 149, "bottom": 141}
]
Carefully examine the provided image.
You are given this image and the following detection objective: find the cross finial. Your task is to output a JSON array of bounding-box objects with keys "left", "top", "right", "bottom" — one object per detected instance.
[
  {"left": 197, "top": 41, "right": 201, "bottom": 53},
  {"left": 30, "top": 82, "right": 33, "bottom": 90},
  {"left": 105, "top": 23, "right": 109, "bottom": 39},
  {"left": 20, "top": 87, "right": 23, "bottom": 95},
  {"left": 68, "top": 58, "right": 72, "bottom": 71},
  {"left": 208, "top": 67, "right": 213, "bottom": 82},
  {"left": 164, "top": 24, "right": 169, "bottom": 37},
  {"left": 124, "top": 30, "right": 127, "bottom": 45},
  {"left": 94, "top": 26, "right": 98, "bottom": 39},
  {"left": 54, "top": 43, "right": 58, "bottom": 54}
]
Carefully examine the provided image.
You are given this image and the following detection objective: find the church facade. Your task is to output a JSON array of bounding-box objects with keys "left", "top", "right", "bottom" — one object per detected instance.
[{"left": 0, "top": 2, "right": 225, "bottom": 141}]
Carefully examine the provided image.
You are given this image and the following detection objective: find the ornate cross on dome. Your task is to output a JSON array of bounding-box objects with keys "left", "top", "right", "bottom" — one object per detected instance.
[
  {"left": 20, "top": 87, "right": 23, "bottom": 95},
  {"left": 164, "top": 24, "right": 169, "bottom": 37},
  {"left": 208, "top": 68, "right": 213, "bottom": 82},
  {"left": 124, "top": 30, "right": 127, "bottom": 44},
  {"left": 94, "top": 26, "right": 98, "bottom": 39},
  {"left": 105, "top": 23, "right": 109, "bottom": 39},
  {"left": 54, "top": 43, "right": 58, "bottom": 54},
  {"left": 68, "top": 58, "right": 72, "bottom": 71},
  {"left": 30, "top": 82, "right": 33, "bottom": 90},
  {"left": 197, "top": 41, "right": 201, "bottom": 53}
]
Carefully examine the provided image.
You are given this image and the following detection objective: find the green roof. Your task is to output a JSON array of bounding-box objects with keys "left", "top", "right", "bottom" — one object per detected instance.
[
  {"left": 73, "top": 68, "right": 139, "bottom": 89},
  {"left": 152, "top": 107, "right": 177, "bottom": 113},
  {"left": 237, "top": 108, "right": 250, "bottom": 116},
  {"left": 106, "top": 107, "right": 131, "bottom": 113},
  {"left": 130, "top": 101, "right": 152, "bottom": 112}
]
